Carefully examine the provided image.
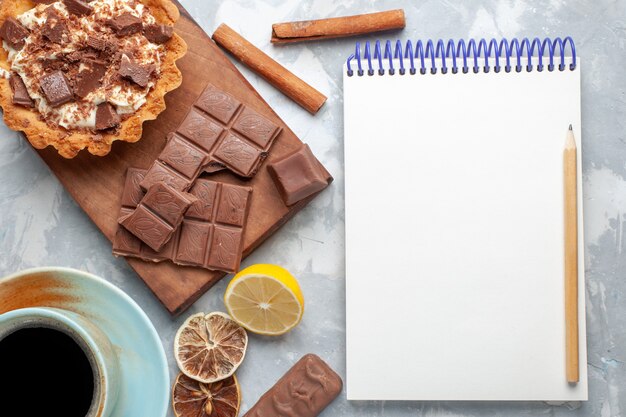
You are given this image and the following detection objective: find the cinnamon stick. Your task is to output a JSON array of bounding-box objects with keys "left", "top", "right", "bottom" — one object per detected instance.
[
  {"left": 212, "top": 23, "right": 327, "bottom": 115},
  {"left": 271, "top": 9, "right": 406, "bottom": 45}
]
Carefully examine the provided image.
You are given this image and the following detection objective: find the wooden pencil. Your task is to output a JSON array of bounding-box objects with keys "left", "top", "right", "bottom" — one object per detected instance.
[{"left": 564, "top": 124, "right": 579, "bottom": 383}]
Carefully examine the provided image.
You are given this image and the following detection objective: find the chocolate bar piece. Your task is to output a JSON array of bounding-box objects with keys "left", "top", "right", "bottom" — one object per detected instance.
[
  {"left": 40, "top": 71, "right": 73, "bottom": 107},
  {"left": 244, "top": 354, "right": 342, "bottom": 417},
  {"left": 107, "top": 12, "right": 142, "bottom": 36},
  {"left": 119, "top": 182, "right": 197, "bottom": 252},
  {"left": 74, "top": 59, "right": 107, "bottom": 98},
  {"left": 268, "top": 144, "right": 333, "bottom": 206},
  {"left": 95, "top": 102, "right": 120, "bottom": 130},
  {"left": 0, "top": 18, "right": 29, "bottom": 50},
  {"left": 140, "top": 83, "right": 282, "bottom": 191},
  {"left": 113, "top": 168, "right": 252, "bottom": 273},
  {"left": 143, "top": 24, "right": 173, "bottom": 44},
  {"left": 9, "top": 74, "right": 33, "bottom": 107},
  {"left": 118, "top": 55, "right": 155, "bottom": 88},
  {"left": 63, "top": 0, "right": 93, "bottom": 16},
  {"left": 42, "top": 10, "right": 67, "bottom": 44}
]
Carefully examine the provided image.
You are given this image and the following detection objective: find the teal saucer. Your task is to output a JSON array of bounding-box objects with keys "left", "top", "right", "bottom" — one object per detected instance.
[{"left": 0, "top": 267, "right": 169, "bottom": 417}]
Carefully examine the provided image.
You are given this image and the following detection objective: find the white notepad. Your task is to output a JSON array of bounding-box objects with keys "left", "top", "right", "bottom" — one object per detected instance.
[{"left": 343, "top": 38, "right": 587, "bottom": 401}]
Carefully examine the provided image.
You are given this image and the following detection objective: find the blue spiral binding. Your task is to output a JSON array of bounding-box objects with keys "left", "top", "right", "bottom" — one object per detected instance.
[{"left": 346, "top": 37, "right": 576, "bottom": 77}]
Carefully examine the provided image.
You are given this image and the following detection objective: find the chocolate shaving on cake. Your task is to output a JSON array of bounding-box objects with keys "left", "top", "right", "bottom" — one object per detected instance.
[
  {"left": 107, "top": 13, "right": 142, "bottom": 36},
  {"left": 32, "top": 0, "right": 56, "bottom": 3},
  {"left": 118, "top": 54, "right": 155, "bottom": 88},
  {"left": 95, "top": 102, "right": 120, "bottom": 130},
  {"left": 143, "top": 24, "right": 173, "bottom": 44},
  {"left": 42, "top": 10, "right": 68, "bottom": 45},
  {"left": 86, "top": 35, "right": 106, "bottom": 51},
  {"left": 74, "top": 59, "right": 107, "bottom": 98},
  {"left": 0, "top": 18, "right": 29, "bottom": 50},
  {"left": 9, "top": 73, "right": 34, "bottom": 107},
  {"left": 62, "top": 0, "right": 93, "bottom": 16},
  {"left": 39, "top": 70, "right": 74, "bottom": 107},
  {"left": 41, "top": 58, "right": 68, "bottom": 72}
]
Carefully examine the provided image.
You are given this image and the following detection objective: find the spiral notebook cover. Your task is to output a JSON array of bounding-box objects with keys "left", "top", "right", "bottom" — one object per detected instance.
[{"left": 343, "top": 38, "right": 587, "bottom": 401}]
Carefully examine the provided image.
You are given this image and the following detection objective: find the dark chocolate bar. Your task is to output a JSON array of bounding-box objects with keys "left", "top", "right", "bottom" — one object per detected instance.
[
  {"left": 119, "top": 182, "right": 197, "bottom": 252},
  {"left": 113, "top": 168, "right": 252, "bottom": 273},
  {"left": 140, "top": 83, "right": 282, "bottom": 191},
  {"left": 267, "top": 144, "right": 333, "bottom": 206},
  {"left": 244, "top": 354, "right": 342, "bottom": 417}
]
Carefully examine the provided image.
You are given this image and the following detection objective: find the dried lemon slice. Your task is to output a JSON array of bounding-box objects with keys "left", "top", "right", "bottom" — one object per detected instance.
[
  {"left": 224, "top": 264, "right": 304, "bottom": 336},
  {"left": 174, "top": 312, "right": 247, "bottom": 383},
  {"left": 172, "top": 372, "right": 240, "bottom": 417}
]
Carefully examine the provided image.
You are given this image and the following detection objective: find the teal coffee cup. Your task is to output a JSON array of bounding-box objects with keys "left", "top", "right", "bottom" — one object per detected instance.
[{"left": 0, "top": 307, "right": 121, "bottom": 417}]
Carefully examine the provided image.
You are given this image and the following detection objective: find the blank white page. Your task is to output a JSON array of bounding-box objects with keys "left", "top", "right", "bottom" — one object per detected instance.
[{"left": 343, "top": 57, "right": 587, "bottom": 401}]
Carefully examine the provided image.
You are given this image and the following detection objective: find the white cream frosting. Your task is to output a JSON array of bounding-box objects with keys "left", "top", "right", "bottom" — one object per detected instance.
[{"left": 3, "top": 0, "right": 165, "bottom": 130}]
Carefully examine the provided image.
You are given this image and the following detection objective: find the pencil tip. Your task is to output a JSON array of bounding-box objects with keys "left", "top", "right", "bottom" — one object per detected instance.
[{"left": 569, "top": 124, "right": 573, "bottom": 131}]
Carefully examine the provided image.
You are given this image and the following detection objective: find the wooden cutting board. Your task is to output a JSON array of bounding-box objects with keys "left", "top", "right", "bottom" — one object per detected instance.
[{"left": 35, "top": 1, "right": 326, "bottom": 315}]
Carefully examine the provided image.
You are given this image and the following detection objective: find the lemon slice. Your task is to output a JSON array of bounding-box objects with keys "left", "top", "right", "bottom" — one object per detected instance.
[
  {"left": 172, "top": 373, "right": 240, "bottom": 417},
  {"left": 174, "top": 312, "right": 247, "bottom": 383},
  {"left": 224, "top": 264, "right": 304, "bottom": 336}
]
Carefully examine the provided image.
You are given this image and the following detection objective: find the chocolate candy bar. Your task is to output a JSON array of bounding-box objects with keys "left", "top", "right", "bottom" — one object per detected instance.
[
  {"left": 0, "top": 17, "right": 29, "bottom": 50},
  {"left": 140, "top": 83, "right": 282, "bottom": 191},
  {"left": 39, "top": 70, "right": 73, "bottom": 107},
  {"left": 268, "top": 144, "right": 333, "bottom": 206},
  {"left": 119, "top": 182, "right": 197, "bottom": 252},
  {"left": 9, "top": 74, "right": 33, "bottom": 107},
  {"left": 63, "top": 0, "right": 93, "bottom": 16},
  {"left": 244, "top": 354, "right": 342, "bottom": 417},
  {"left": 113, "top": 168, "right": 252, "bottom": 273},
  {"left": 143, "top": 24, "right": 173, "bottom": 44},
  {"left": 107, "top": 12, "right": 142, "bottom": 36},
  {"left": 118, "top": 55, "right": 155, "bottom": 88}
]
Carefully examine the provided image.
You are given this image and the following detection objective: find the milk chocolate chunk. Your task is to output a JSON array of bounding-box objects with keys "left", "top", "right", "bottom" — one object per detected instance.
[
  {"left": 120, "top": 182, "right": 197, "bottom": 252},
  {"left": 244, "top": 354, "right": 342, "bottom": 417},
  {"left": 143, "top": 24, "right": 173, "bottom": 44},
  {"left": 107, "top": 13, "right": 142, "bottom": 36},
  {"left": 42, "top": 11, "right": 67, "bottom": 44},
  {"left": 95, "top": 102, "right": 120, "bottom": 130},
  {"left": 39, "top": 70, "right": 73, "bottom": 107},
  {"left": 63, "top": 0, "right": 93, "bottom": 16},
  {"left": 0, "top": 18, "right": 29, "bottom": 50},
  {"left": 118, "top": 54, "right": 155, "bottom": 88},
  {"left": 268, "top": 144, "right": 332, "bottom": 206},
  {"left": 9, "top": 73, "right": 33, "bottom": 107},
  {"left": 113, "top": 170, "right": 252, "bottom": 273},
  {"left": 86, "top": 35, "right": 106, "bottom": 51},
  {"left": 74, "top": 59, "right": 106, "bottom": 98}
]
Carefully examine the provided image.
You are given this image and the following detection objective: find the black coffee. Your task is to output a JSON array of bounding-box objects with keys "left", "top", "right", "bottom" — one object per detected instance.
[{"left": 0, "top": 327, "right": 95, "bottom": 417}]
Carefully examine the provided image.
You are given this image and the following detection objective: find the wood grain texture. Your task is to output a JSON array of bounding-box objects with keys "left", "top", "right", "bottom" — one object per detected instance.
[{"left": 34, "top": 1, "right": 326, "bottom": 315}]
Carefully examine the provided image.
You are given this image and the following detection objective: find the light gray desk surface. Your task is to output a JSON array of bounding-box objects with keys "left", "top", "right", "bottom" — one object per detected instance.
[{"left": 1, "top": 0, "right": 625, "bottom": 415}]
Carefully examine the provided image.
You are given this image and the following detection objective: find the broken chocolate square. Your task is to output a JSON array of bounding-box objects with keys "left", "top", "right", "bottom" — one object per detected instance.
[
  {"left": 42, "top": 11, "right": 67, "bottom": 44},
  {"left": 95, "top": 102, "right": 120, "bottom": 130},
  {"left": 0, "top": 18, "right": 29, "bottom": 50},
  {"left": 63, "top": 0, "right": 93, "bottom": 16},
  {"left": 39, "top": 70, "right": 73, "bottom": 107},
  {"left": 118, "top": 54, "right": 154, "bottom": 88},
  {"left": 120, "top": 182, "right": 197, "bottom": 252},
  {"left": 107, "top": 13, "right": 142, "bottom": 36},
  {"left": 267, "top": 144, "right": 333, "bottom": 206},
  {"left": 143, "top": 24, "right": 173, "bottom": 44},
  {"left": 74, "top": 59, "right": 107, "bottom": 98},
  {"left": 62, "top": 0, "right": 92, "bottom": 16},
  {"left": 9, "top": 73, "right": 33, "bottom": 107}
]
